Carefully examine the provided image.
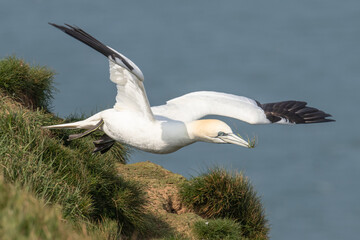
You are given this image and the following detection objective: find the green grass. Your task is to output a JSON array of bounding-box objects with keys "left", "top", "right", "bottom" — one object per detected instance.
[
  {"left": 180, "top": 168, "right": 269, "bottom": 239},
  {"left": 0, "top": 56, "right": 160, "bottom": 238},
  {"left": 158, "top": 234, "right": 190, "bottom": 240},
  {"left": 192, "top": 218, "right": 243, "bottom": 240},
  {"left": 0, "top": 95, "right": 159, "bottom": 238},
  {"left": 0, "top": 175, "right": 93, "bottom": 240},
  {"left": 0, "top": 56, "right": 270, "bottom": 239},
  {"left": 0, "top": 56, "right": 55, "bottom": 110}
]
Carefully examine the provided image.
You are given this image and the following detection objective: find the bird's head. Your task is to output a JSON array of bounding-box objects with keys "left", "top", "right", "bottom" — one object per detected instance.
[{"left": 187, "top": 119, "right": 252, "bottom": 148}]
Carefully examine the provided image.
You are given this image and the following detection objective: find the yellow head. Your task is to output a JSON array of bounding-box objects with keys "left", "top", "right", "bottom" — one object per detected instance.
[{"left": 187, "top": 119, "right": 250, "bottom": 148}]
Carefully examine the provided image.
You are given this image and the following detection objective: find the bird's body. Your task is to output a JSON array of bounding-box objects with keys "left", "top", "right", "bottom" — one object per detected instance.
[
  {"left": 44, "top": 23, "right": 334, "bottom": 154},
  {"left": 102, "top": 109, "right": 193, "bottom": 154}
]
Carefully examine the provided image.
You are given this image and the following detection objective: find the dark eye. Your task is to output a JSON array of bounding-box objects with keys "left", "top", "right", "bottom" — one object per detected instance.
[{"left": 217, "top": 131, "right": 227, "bottom": 137}]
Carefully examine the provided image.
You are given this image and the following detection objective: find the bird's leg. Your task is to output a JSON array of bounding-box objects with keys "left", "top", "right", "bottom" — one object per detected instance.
[
  {"left": 93, "top": 134, "right": 116, "bottom": 154},
  {"left": 67, "top": 119, "right": 104, "bottom": 141}
]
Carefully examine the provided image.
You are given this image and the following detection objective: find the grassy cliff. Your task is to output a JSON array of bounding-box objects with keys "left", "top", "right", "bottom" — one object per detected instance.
[{"left": 0, "top": 56, "right": 269, "bottom": 239}]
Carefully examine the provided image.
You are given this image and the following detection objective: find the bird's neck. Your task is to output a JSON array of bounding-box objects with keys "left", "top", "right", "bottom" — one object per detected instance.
[{"left": 186, "top": 119, "right": 221, "bottom": 142}]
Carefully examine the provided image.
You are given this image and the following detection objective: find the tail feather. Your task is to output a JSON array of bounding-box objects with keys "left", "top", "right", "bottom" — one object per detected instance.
[
  {"left": 42, "top": 121, "right": 87, "bottom": 129},
  {"left": 42, "top": 113, "right": 103, "bottom": 130}
]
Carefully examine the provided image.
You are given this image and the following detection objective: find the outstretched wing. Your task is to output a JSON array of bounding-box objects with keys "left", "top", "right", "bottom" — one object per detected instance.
[
  {"left": 49, "top": 23, "right": 154, "bottom": 121},
  {"left": 151, "top": 91, "right": 334, "bottom": 124}
]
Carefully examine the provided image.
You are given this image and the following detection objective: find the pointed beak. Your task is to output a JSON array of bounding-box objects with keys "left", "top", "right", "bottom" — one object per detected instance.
[{"left": 218, "top": 133, "right": 251, "bottom": 148}]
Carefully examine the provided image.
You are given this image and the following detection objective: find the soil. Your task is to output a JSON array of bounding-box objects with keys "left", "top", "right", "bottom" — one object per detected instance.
[{"left": 117, "top": 161, "right": 202, "bottom": 239}]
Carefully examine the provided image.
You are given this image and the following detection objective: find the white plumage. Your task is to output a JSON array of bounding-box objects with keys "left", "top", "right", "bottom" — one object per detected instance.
[
  {"left": 152, "top": 91, "right": 269, "bottom": 124},
  {"left": 43, "top": 24, "right": 334, "bottom": 154}
]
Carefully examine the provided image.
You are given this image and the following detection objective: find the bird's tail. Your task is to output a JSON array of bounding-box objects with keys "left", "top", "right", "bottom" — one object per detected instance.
[
  {"left": 42, "top": 113, "right": 105, "bottom": 141},
  {"left": 42, "top": 120, "right": 88, "bottom": 129},
  {"left": 42, "top": 112, "right": 102, "bottom": 130},
  {"left": 43, "top": 116, "right": 114, "bottom": 153}
]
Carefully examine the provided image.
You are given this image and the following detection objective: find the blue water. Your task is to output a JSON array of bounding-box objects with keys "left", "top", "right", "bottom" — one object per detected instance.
[{"left": 1, "top": 0, "right": 359, "bottom": 239}]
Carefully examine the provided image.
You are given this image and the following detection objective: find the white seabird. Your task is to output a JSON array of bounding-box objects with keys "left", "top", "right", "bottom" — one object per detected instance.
[{"left": 44, "top": 23, "right": 334, "bottom": 154}]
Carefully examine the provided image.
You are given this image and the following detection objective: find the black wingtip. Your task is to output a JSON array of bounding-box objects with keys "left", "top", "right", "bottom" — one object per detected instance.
[
  {"left": 48, "top": 22, "right": 64, "bottom": 31},
  {"left": 260, "top": 100, "right": 335, "bottom": 124},
  {"left": 48, "top": 23, "right": 136, "bottom": 72}
]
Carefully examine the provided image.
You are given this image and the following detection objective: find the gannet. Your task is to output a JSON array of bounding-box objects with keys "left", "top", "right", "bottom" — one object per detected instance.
[{"left": 44, "top": 23, "right": 334, "bottom": 154}]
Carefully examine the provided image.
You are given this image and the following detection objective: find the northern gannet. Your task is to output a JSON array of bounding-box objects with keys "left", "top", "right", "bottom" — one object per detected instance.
[{"left": 44, "top": 23, "right": 334, "bottom": 154}]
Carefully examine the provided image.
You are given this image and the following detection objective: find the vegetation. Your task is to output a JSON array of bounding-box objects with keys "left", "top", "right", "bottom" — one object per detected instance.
[
  {"left": 180, "top": 168, "right": 269, "bottom": 239},
  {"left": 0, "top": 56, "right": 154, "bottom": 239},
  {"left": 0, "top": 176, "right": 91, "bottom": 240},
  {"left": 0, "top": 56, "right": 55, "bottom": 110},
  {"left": 0, "top": 56, "right": 269, "bottom": 239},
  {"left": 116, "top": 161, "right": 202, "bottom": 239},
  {"left": 192, "top": 218, "right": 243, "bottom": 240}
]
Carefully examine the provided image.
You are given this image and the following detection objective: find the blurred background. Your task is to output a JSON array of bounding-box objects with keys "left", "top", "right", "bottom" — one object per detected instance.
[{"left": 1, "top": 0, "right": 359, "bottom": 239}]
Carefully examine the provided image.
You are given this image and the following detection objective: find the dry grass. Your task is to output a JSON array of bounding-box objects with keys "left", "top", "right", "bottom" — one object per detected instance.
[{"left": 117, "top": 161, "right": 203, "bottom": 239}]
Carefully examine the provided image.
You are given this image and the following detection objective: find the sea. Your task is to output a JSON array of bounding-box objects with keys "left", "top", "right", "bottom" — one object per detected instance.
[{"left": 1, "top": 0, "right": 359, "bottom": 239}]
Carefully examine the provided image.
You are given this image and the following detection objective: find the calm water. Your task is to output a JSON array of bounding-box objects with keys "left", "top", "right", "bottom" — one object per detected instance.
[{"left": 1, "top": 0, "right": 360, "bottom": 239}]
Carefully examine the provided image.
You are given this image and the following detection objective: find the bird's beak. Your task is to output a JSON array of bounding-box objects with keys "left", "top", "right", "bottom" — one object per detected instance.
[{"left": 218, "top": 133, "right": 251, "bottom": 148}]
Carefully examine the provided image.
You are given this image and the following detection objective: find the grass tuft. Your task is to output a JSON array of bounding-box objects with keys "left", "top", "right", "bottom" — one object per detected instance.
[
  {"left": 192, "top": 218, "right": 243, "bottom": 240},
  {"left": 159, "top": 233, "right": 191, "bottom": 240},
  {"left": 0, "top": 89, "right": 149, "bottom": 238},
  {"left": 236, "top": 133, "right": 257, "bottom": 148},
  {"left": 247, "top": 135, "right": 257, "bottom": 149},
  {"left": 0, "top": 56, "right": 55, "bottom": 110},
  {"left": 0, "top": 175, "right": 92, "bottom": 240},
  {"left": 180, "top": 168, "right": 269, "bottom": 239}
]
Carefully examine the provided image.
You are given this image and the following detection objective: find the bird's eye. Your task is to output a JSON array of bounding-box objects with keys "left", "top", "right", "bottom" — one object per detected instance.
[{"left": 217, "top": 131, "right": 227, "bottom": 137}]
